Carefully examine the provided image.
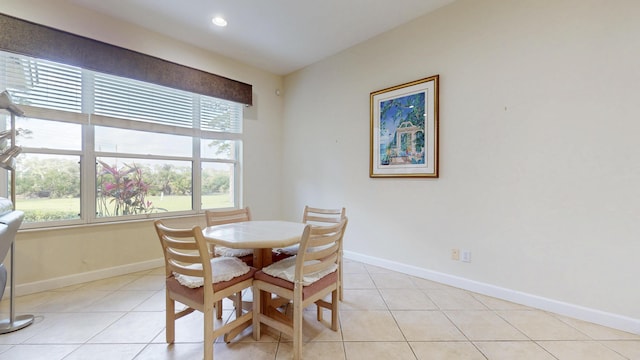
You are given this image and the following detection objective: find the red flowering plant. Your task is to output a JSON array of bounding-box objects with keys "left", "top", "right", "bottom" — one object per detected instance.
[{"left": 96, "top": 160, "right": 164, "bottom": 217}]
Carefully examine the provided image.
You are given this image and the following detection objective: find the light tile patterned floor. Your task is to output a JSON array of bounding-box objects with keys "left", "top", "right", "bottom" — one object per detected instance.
[{"left": 0, "top": 259, "right": 638, "bottom": 359}]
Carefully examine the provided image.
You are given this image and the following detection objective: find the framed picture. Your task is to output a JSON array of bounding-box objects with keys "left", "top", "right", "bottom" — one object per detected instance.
[{"left": 370, "top": 75, "right": 439, "bottom": 178}]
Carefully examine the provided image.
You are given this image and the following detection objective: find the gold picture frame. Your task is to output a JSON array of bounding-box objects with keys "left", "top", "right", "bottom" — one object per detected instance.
[{"left": 370, "top": 75, "right": 439, "bottom": 178}]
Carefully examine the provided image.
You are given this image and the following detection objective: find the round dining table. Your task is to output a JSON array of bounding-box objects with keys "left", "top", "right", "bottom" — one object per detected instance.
[
  {"left": 202, "top": 220, "right": 308, "bottom": 339},
  {"left": 202, "top": 220, "right": 307, "bottom": 269}
]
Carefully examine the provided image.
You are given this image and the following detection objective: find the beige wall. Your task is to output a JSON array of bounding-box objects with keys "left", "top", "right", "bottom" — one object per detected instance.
[
  {"left": 281, "top": 0, "right": 640, "bottom": 331},
  {"left": 1, "top": 1, "right": 286, "bottom": 289}
]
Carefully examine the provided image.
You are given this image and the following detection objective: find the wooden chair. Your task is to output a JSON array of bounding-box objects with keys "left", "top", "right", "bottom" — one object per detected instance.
[
  {"left": 154, "top": 220, "right": 256, "bottom": 360},
  {"left": 276, "top": 206, "right": 347, "bottom": 300},
  {"left": 204, "top": 207, "right": 254, "bottom": 266},
  {"left": 252, "top": 218, "right": 348, "bottom": 360},
  {"left": 303, "top": 206, "right": 347, "bottom": 226}
]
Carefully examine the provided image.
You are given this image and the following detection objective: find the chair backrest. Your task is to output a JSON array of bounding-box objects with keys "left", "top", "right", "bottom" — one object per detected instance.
[
  {"left": 302, "top": 206, "right": 346, "bottom": 226},
  {"left": 205, "top": 207, "right": 251, "bottom": 227},
  {"left": 154, "top": 220, "right": 213, "bottom": 295},
  {"left": 295, "top": 218, "right": 348, "bottom": 283}
]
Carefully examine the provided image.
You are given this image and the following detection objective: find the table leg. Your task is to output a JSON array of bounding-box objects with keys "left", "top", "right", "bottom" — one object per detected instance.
[{"left": 252, "top": 248, "right": 270, "bottom": 270}]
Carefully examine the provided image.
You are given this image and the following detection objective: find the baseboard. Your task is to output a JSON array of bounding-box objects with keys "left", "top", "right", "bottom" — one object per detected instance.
[
  {"left": 344, "top": 250, "right": 640, "bottom": 335},
  {"left": 14, "top": 258, "right": 165, "bottom": 297}
]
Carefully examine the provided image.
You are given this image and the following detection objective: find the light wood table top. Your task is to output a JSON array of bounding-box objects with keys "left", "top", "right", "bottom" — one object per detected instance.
[
  {"left": 202, "top": 220, "right": 307, "bottom": 268},
  {"left": 202, "top": 220, "right": 306, "bottom": 249}
]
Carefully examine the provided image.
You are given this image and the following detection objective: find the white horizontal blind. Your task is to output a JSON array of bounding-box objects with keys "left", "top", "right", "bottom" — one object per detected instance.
[
  {"left": 200, "top": 96, "right": 242, "bottom": 133},
  {"left": 93, "top": 72, "right": 193, "bottom": 127},
  {"left": 0, "top": 51, "right": 82, "bottom": 112},
  {"left": 0, "top": 50, "right": 243, "bottom": 133}
]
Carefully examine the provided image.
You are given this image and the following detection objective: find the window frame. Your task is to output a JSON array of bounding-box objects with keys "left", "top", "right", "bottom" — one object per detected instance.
[{"left": 1, "top": 52, "right": 244, "bottom": 229}]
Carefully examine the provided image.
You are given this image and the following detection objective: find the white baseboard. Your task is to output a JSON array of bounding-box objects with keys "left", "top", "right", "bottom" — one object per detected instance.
[
  {"left": 14, "top": 258, "right": 165, "bottom": 297},
  {"left": 344, "top": 251, "right": 640, "bottom": 335}
]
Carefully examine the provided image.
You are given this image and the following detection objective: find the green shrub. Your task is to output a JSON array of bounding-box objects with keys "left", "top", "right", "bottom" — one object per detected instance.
[{"left": 24, "top": 209, "right": 78, "bottom": 223}]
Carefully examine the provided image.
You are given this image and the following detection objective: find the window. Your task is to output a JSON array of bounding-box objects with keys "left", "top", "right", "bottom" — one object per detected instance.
[{"left": 0, "top": 50, "right": 243, "bottom": 228}]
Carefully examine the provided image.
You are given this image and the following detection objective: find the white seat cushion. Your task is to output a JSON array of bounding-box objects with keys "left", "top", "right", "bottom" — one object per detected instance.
[
  {"left": 214, "top": 246, "right": 253, "bottom": 257},
  {"left": 276, "top": 243, "right": 332, "bottom": 256},
  {"left": 174, "top": 256, "right": 251, "bottom": 288},
  {"left": 277, "top": 244, "right": 299, "bottom": 256},
  {"left": 261, "top": 255, "right": 337, "bottom": 286}
]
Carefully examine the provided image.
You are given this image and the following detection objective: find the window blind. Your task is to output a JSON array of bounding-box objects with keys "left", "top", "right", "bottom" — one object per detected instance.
[
  {"left": 93, "top": 72, "right": 193, "bottom": 127},
  {"left": 0, "top": 52, "right": 82, "bottom": 112},
  {"left": 0, "top": 50, "right": 242, "bottom": 133},
  {"left": 200, "top": 96, "right": 242, "bottom": 133}
]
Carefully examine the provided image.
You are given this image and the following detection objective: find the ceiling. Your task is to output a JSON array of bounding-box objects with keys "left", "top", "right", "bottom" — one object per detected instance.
[{"left": 68, "top": 0, "right": 455, "bottom": 75}]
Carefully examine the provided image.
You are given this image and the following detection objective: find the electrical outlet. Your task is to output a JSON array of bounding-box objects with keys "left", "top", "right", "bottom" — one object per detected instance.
[
  {"left": 451, "top": 249, "right": 460, "bottom": 261},
  {"left": 461, "top": 250, "right": 471, "bottom": 263}
]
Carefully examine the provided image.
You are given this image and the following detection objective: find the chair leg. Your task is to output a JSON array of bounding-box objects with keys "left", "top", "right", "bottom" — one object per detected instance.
[
  {"left": 204, "top": 306, "right": 214, "bottom": 360},
  {"left": 293, "top": 299, "right": 303, "bottom": 360},
  {"left": 338, "top": 258, "right": 344, "bottom": 301},
  {"left": 235, "top": 291, "right": 243, "bottom": 319},
  {"left": 331, "top": 289, "right": 339, "bottom": 331},
  {"left": 252, "top": 287, "right": 261, "bottom": 340},
  {"left": 166, "top": 293, "right": 175, "bottom": 343},
  {"left": 216, "top": 299, "right": 223, "bottom": 319}
]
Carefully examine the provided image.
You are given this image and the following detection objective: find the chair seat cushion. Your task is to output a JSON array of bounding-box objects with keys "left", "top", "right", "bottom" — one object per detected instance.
[
  {"left": 255, "top": 269, "right": 337, "bottom": 300},
  {"left": 275, "top": 243, "right": 332, "bottom": 257},
  {"left": 236, "top": 253, "right": 254, "bottom": 267},
  {"left": 215, "top": 246, "right": 253, "bottom": 257},
  {"left": 260, "top": 255, "right": 337, "bottom": 286},
  {"left": 167, "top": 267, "right": 257, "bottom": 303},
  {"left": 173, "top": 256, "right": 252, "bottom": 288},
  {"left": 276, "top": 244, "right": 299, "bottom": 256}
]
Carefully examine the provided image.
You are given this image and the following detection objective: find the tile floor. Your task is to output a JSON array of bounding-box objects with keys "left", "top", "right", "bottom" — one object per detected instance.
[{"left": 0, "top": 259, "right": 638, "bottom": 359}]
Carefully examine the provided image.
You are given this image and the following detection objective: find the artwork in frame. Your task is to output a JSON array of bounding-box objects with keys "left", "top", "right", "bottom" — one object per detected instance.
[{"left": 370, "top": 75, "right": 439, "bottom": 178}]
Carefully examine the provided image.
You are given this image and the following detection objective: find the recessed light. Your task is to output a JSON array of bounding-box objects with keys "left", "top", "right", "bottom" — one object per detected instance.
[{"left": 212, "top": 16, "right": 227, "bottom": 27}]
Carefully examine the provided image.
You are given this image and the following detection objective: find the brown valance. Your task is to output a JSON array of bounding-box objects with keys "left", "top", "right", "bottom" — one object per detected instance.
[{"left": 0, "top": 13, "right": 252, "bottom": 105}]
